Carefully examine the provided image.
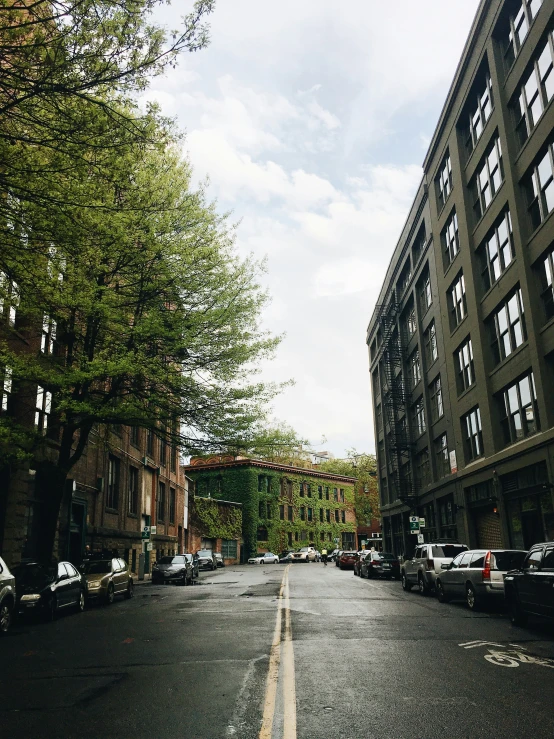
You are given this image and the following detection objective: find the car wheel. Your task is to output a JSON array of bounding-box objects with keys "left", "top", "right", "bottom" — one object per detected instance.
[
  {"left": 401, "top": 572, "right": 412, "bottom": 592},
  {"left": 418, "top": 574, "right": 428, "bottom": 596},
  {"left": 466, "top": 584, "right": 478, "bottom": 611},
  {"left": 106, "top": 583, "right": 115, "bottom": 605},
  {"left": 0, "top": 600, "right": 13, "bottom": 634},
  {"left": 46, "top": 595, "right": 58, "bottom": 622},
  {"left": 339, "top": 564, "right": 344, "bottom": 570},
  {"left": 76, "top": 590, "right": 86, "bottom": 613},
  {"left": 509, "top": 595, "right": 528, "bottom": 627},
  {"left": 125, "top": 580, "right": 134, "bottom": 599},
  {"left": 436, "top": 580, "right": 449, "bottom": 603}
]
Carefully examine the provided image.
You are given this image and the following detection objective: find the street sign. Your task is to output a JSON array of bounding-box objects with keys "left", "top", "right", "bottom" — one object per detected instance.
[
  {"left": 150, "top": 525, "right": 157, "bottom": 535},
  {"left": 417, "top": 533, "right": 424, "bottom": 544},
  {"left": 146, "top": 542, "right": 153, "bottom": 551},
  {"left": 419, "top": 518, "right": 426, "bottom": 528},
  {"left": 409, "top": 515, "right": 420, "bottom": 533},
  {"left": 449, "top": 450, "right": 458, "bottom": 474},
  {"left": 142, "top": 525, "right": 150, "bottom": 540}
]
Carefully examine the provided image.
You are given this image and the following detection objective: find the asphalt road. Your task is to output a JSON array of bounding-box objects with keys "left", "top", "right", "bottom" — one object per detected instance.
[{"left": 1, "top": 562, "right": 554, "bottom": 739}]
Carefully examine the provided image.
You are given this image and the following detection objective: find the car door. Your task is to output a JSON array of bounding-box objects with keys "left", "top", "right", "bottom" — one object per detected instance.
[
  {"left": 441, "top": 552, "right": 465, "bottom": 597},
  {"left": 536, "top": 546, "right": 554, "bottom": 618},
  {"left": 406, "top": 548, "right": 421, "bottom": 583},
  {"left": 55, "top": 563, "right": 72, "bottom": 606},
  {"left": 517, "top": 547, "right": 544, "bottom": 611},
  {"left": 452, "top": 552, "right": 473, "bottom": 597},
  {"left": 114, "top": 559, "right": 126, "bottom": 592},
  {"left": 64, "top": 563, "right": 81, "bottom": 605}
]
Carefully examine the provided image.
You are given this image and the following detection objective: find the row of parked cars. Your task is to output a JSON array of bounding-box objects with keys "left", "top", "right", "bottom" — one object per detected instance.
[
  {"left": 0, "top": 549, "right": 223, "bottom": 634},
  {"left": 337, "top": 539, "right": 554, "bottom": 627}
]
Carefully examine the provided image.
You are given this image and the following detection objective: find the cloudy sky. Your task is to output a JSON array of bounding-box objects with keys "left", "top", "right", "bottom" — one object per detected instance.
[{"left": 144, "top": 0, "right": 481, "bottom": 456}]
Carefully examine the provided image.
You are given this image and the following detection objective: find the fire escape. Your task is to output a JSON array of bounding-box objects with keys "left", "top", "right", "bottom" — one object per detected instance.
[{"left": 376, "top": 296, "right": 418, "bottom": 509}]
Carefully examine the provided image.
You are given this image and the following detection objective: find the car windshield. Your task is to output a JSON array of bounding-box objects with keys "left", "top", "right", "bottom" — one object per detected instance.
[
  {"left": 375, "top": 553, "right": 396, "bottom": 561},
  {"left": 81, "top": 560, "right": 112, "bottom": 574},
  {"left": 160, "top": 556, "right": 186, "bottom": 565},
  {"left": 299, "top": 548, "right": 309, "bottom": 552},
  {"left": 493, "top": 551, "right": 526, "bottom": 571},
  {"left": 13, "top": 563, "right": 57, "bottom": 585},
  {"left": 197, "top": 552, "right": 212, "bottom": 557},
  {"left": 342, "top": 551, "right": 356, "bottom": 556},
  {"left": 432, "top": 545, "right": 467, "bottom": 558}
]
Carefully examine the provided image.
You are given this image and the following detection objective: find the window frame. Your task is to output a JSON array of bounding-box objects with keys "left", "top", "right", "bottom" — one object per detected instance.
[
  {"left": 107, "top": 455, "right": 120, "bottom": 510},
  {"left": 412, "top": 396, "right": 426, "bottom": 437},
  {"left": 526, "top": 143, "right": 554, "bottom": 230},
  {"left": 498, "top": 371, "right": 539, "bottom": 445},
  {"left": 473, "top": 137, "right": 504, "bottom": 220},
  {"left": 479, "top": 210, "right": 514, "bottom": 292},
  {"left": 157, "top": 481, "right": 166, "bottom": 522},
  {"left": 449, "top": 272, "right": 467, "bottom": 328},
  {"left": 424, "top": 321, "right": 438, "bottom": 366},
  {"left": 503, "top": 0, "right": 544, "bottom": 69},
  {"left": 442, "top": 209, "right": 460, "bottom": 267},
  {"left": 436, "top": 153, "right": 453, "bottom": 209},
  {"left": 462, "top": 406, "right": 484, "bottom": 462},
  {"left": 429, "top": 375, "right": 444, "bottom": 423},
  {"left": 35, "top": 385, "right": 52, "bottom": 434},
  {"left": 490, "top": 287, "right": 526, "bottom": 364},
  {"left": 465, "top": 72, "right": 494, "bottom": 152},
  {"left": 435, "top": 433, "right": 450, "bottom": 477},
  {"left": 456, "top": 337, "right": 475, "bottom": 394},
  {"left": 514, "top": 32, "right": 554, "bottom": 146},
  {"left": 128, "top": 466, "right": 139, "bottom": 516}
]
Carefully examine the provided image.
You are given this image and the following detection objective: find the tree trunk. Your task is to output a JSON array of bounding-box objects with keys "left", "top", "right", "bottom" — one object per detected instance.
[{"left": 35, "top": 462, "right": 69, "bottom": 562}]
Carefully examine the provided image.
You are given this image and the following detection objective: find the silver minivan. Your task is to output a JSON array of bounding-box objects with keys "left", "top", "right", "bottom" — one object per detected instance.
[
  {"left": 401, "top": 542, "right": 468, "bottom": 594},
  {"left": 435, "top": 549, "right": 527, "bottom": 610}
]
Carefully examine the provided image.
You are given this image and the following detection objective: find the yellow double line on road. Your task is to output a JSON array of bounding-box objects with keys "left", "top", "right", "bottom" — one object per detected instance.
[{"left": 259, "top": 565, "right": 296, "bottom": 739}]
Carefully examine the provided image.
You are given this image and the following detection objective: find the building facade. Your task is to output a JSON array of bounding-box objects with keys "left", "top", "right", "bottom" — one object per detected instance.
[
  {"left": 187, "top": 495, "right": 242, "bottom": 565},
  {"left": 185, "top": 456, "right": 357, "bottom": 559},
  {"left": 367, "top": 0, "right": 554, "bottom": 557}
]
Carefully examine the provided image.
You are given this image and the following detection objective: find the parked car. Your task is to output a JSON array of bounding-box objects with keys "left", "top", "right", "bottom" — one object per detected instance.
[
  {"left": 401, "top": 542, "right": 468, "bottom": 594},
  {"left": 279, "top": 551, "right": 294, "bottom": 563},
  {"left": 361, "top": 551, "right": 400, "bottom": 580},
  {"left": 214, "top": 553, "right": 225, "bottom": 568},
  {"left": 505, "top": 542, "right": 554, "bottom": 626},
  {"left": 183, "top": 553, "right": 200, "bottom": 579},
  {"left": 353, "top": 551, "right": 370, "bottom": 576},
  {"left": 196, "top": 550, "right": 217, "bottom": 571},
  {"left": 291, "top": 546, "right": 317, "bottom": 563},
  {"left": 248, "top": 552, "right": 279, "bottom": 564},
  {"left": 435, "top": 549, "right": 526, "bottom": 610},
  {"left": 14, "top": 561, "right": 85, "bottom": 621},
  {"left": 0, "top": 556, "right": 16, "bottom": 635},
  {"left": 151, "top": 555, "right": 194, "bottom": 586},
  {"left": 335, "top": 550, "right": 343, "bottom": 567},
  {"left": 328, "top": 549, "right": 340, "bottom": 562},
  {"left": 339, "top": 551, "right": 358, "bottom": 570}
]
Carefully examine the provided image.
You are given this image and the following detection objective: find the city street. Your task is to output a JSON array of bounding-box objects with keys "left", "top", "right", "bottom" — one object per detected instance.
[{"left": 1, "top": 562, "right": 554, "bottom": 739}]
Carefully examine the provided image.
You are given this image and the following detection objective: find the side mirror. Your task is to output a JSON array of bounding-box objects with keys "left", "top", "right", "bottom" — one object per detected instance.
[
  {"left": 441, "top": 563, "right": 450, "bottom": 570},
  {"left": 58, "top": 573, "right": 68, "bottom": 581}
]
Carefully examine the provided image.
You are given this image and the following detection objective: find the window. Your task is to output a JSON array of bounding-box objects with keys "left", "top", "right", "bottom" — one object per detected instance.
[
  {"left": 429, "top": 376, "right": 444, "bottom": 423},
  {"left": 436, "top": 153, "right": 453, "bottom": 208},
  {"left": 279, "top": 505, "right": 284, "bottom": 520},
  {"left": 325, "top": 487, "right": 329, "bottom": 501},
  {"left": 307, "top": 484, "right": 312, "bottom": 498},
  {"left": 128, "top": 467, "right": 139, "bottom": 515},
  {"left": 498, "top": 372, "right": 539, "bottom": 444},
  {"left": 169, "top": 487, "right": 176, "bottom": 524},
  {"left": 465, "top": 73, "right": 494, "bottom": 152},
  {"left": 319, "top": 508, "right": 323, "bottom": 522},
  {"left": 299, "top": 482, "right": 305, "bottom": 497},
  {"left": 157, "top": 481, "right": 166, "bottom": 521},
  {"left": 333, "top": 488, "right": 338, "bottom": 502},
  {"left": 397, "top": 259, "right": 412, "bottom": 296},
  {"left": 1, "top": 367, "right": 12, "bottom": 413},
  {"left": 107, "top": 456, "right": 120, "bottom": 510},
  {"left": 307, "top": 507, "right": 313, "bottom": 522},
  {"left": 258, "top": 475, "right": 268, "bottom": 493},
  {"left": 456, "top": 338, "right": 475, "bottom": 393},
  {"left": 35, "top": 385, "right": 52, "bottom": 434},
  {"left": 415, "top": 448, "right": 431, "bottom": 489},
  {"left": 403, "top": 304, "right": 417, "bottom": 340},
  {"left": 146, "top": 428, "right": 154, "bottom": 456},
  {"left": 412, "top": 224, "right": 427, "bottom": 264},
  {"left": 435, "top": 433, "right": 450, "bottom": 477},
  {"left": 514, "top": 33, "right": 554, "bottom": 146},
  {"left": 449, "top": 273, "right": 467, "bottom": 328},
  {"left": 170, "top": 443, "right": 177, "bottom": 473},
  {"left": 222, "top": 540, "right": 238, "bottom": 559},
  {"left": 318, "top": 485, "right": 323, "bottom": 499},
  {"left": 41, "top": 314, "right": 57, "bottom": 355},
  {"left": 341, "top": 510, "right": 346, "bottom": 523},
  {"left": 340, "top": 489, "right": 344, "bottom": 502},
  {"left": 159, "top": 438, "right": 167, "bottom": 467},
  {"left": 473, "top": 137, "right": 503, "bottom": 220},
  {"left": 539, "top": 245, "right": 554, "bottom": 319},
  {"left": 259, "top": 501, "right": 265, "bottom": 518},
  {"left": 418, "top": 270, "right": 432, "bottom": 313},
  {"left": 525, "top": 143, "right": 554, "bottom": 229},
  {"left": 300, "top": 506, "right": 305, "bottom": 521},
  {"left": 258, "top": 526, "right": 268, "bottom": 541},
  {"left": 490, "top": 287, "right": 526, "bottom": 364},
  {"left": 335, "top": 509, "right": 339, "bottom": 522},
  {"left": 266, "top": 503, "right": 272, "bottom": 519},
  {"left": 0, "top": 272, "right": 20, "bottom": 326},
  {"left": 462, "top": 407, "right": 483, "bottom": 462},
  {"left": 326, "top": 509, "right": 330, "bottom": 523},
  {"left": 408, "top": 348, "right": 421, "bottom": 388},
  {"left": 424, "top": 321, "right": 438, "bottom": 365},
  {"left": 479, "top": 210, "right": 514, "bottom": 291},
  {"left": 442, "top": 210, "right": 460, "bottom": 267},
  {"left": 412, "top": 397, "right": 426, "bottom": 436},
  {"left": 503, "top": 0, "right": 543, "bottom": 69},
  {"left": 288, "top": 505, "right": 293, "bottom": 521},
  {"left": 130, "top": 426, "right": 140, "bottom": 447}
]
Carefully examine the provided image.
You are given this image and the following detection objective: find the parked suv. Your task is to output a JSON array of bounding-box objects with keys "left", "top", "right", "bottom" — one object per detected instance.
[
  {"left": 81, "top": 557, "right": 134, "bottom": 601},
  {"left": 435, "top": 549, "right": 526, "bottom": 610},
  {"left": 504, "top": 542, "right": 554, "bottom": 626},
  {"left": 402, "top": 542, "right": 468, "bottom": 594},
  {"left": 0, "top": 556, "right": 16, "bottom": 635},
  {"left": 291, "top": 546, "right": 317, "bottom": 563},
  {"left": 196, "top": 550, "right": 217, "bottom": 570}
]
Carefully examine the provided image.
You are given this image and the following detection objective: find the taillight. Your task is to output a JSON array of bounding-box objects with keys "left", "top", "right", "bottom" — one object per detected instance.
[{"left": 482, "top": 551, "right": 491, "bottom": 581}]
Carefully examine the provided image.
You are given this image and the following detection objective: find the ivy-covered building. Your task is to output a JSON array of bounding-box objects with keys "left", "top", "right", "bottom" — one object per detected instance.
[
  {"left": 188, "top": 496, "right": 242, "bottom": 565},
  {"left": 185, "top": 456, "right": 357, "bottom": 560}
]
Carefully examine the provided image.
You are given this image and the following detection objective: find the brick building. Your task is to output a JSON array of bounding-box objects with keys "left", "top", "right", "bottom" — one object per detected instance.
[
  {"left": 367, "top": 0, "right": 554, "bottom": 557},
  {"left": 187, "top": 495, "right": 242, "bottom": 565}
]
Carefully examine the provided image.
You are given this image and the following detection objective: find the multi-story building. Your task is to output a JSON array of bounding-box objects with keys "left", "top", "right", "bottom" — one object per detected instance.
[
  {"left": 184, "top": 456, "right": 357, "bottom": 559},
  {"left": 367, "top": 0, "right": 554, "bottom": 557}
]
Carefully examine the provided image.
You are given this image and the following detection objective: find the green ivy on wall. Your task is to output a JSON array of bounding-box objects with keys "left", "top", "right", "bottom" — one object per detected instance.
[
  {"left": 190, "top": 497, "right": 242, "bottom": 540},
  {"left": 188, "top": 464, "right": 356, "bottom": 558}
]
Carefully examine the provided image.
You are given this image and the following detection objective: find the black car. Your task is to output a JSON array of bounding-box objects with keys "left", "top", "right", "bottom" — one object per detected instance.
[
  {"left": 504, "top": 542, "right": 554, "bottom": 626},
  {"left": 152, "top": 555, "right": 195, "bottom": 585},
  {"left": 13, "top": 561, "right": 85, "bottom": 621},
  {"left": 196, "top": 550, "right": 217, "bottom": 571},
  {"left": 361, "top": 552, "right": 400, "bottom": 580}
]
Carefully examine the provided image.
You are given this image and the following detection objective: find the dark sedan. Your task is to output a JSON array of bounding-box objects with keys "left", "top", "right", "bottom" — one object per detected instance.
[
  {"left": 13, "top": 561, "right": 85, "bottom": 621},
  {"left": 361, "top": 552, "right": 400, "bottom": 580},
  {"left": 196, "top": 550, "right": 217, "bottom": 571},
  {"left": 339, "top": 551, "right": 358, "bottom": 570},
  {"left": 505, "top": 542, "right": 554, "bottom": 626},
  {"left": 152, "top": 555, "right": 195, "bottom": 585}
]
